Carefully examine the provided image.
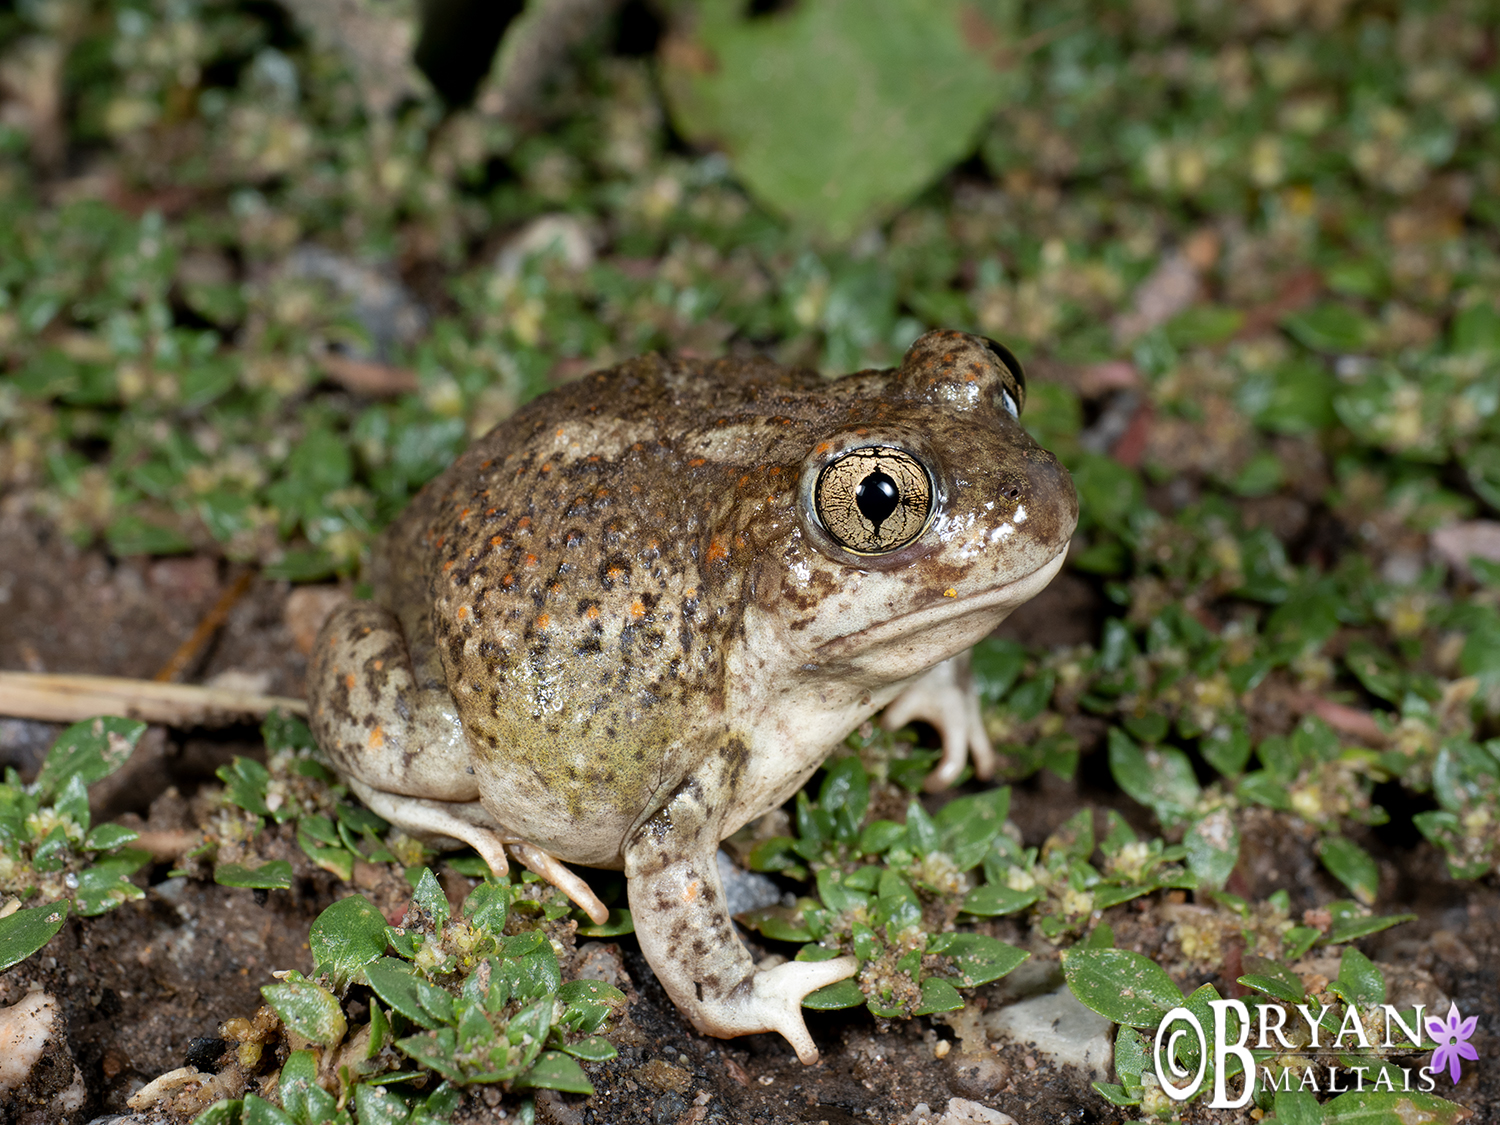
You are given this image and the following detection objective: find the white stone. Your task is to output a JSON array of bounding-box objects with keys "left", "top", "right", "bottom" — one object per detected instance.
[
  {"left": 0, "top": 989, "right": 58, "bottom": 1092},
  {"left": 937, "top": 1097, "right": 1018, "bottom": 1125},
  {"left": 984, "top": 984, "right": 1114, "bottom": 1080}
]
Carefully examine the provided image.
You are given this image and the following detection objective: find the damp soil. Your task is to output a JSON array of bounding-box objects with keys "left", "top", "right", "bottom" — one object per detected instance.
[{"left": 2, "top": 504, "right": 1498, "bottom": 1125}]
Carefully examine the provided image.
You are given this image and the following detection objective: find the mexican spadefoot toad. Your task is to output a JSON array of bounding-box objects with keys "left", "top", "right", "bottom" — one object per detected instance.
[{"left": 308, "top": 330, "right": 1078, "bottom": 1062}]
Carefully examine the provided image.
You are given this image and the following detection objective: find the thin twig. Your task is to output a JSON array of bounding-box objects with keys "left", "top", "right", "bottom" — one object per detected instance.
[
  {"left": 154, "top": 568, "right": 255, "bottom": 683},
  {"left": 0, "top": 672, "right": 306, "bottom": 728}
]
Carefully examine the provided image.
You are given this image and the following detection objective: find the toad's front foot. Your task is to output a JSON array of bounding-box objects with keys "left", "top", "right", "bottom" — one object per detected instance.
[
  {"left": 699, "top": 957, "right": 861, "bottom": 1064},
  {"left": 625, "top": 777, "right": 859, "bottom": 1063}
]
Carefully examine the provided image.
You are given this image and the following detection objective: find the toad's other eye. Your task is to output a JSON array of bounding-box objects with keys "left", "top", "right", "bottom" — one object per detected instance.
[
  {"left": 814, "top": 446, "right": 932, "bottom": 554},
  {"left": 999, "top": 389, "right": 1019, "bottom": 418}
]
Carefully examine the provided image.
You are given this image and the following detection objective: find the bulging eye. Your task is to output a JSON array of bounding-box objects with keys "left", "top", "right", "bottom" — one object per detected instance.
[
  {"left": 814, "top": 446, "right": 932, "bottom": 554},
  {"left": 981, "top": 336, "right": 1026, "bottom": 417}
]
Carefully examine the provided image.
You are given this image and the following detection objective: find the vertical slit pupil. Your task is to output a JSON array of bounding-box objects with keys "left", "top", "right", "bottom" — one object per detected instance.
[{"left": 856, "top": 471, "right": 900, "bottom": 530}]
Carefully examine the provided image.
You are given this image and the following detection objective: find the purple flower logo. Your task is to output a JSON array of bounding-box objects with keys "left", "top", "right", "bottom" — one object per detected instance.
[{"left": 1427, "top": 1002, "right": 1478, "bottom": 1084}]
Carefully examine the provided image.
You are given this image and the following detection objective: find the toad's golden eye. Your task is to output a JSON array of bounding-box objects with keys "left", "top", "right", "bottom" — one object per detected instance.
[{"left": 814, "top": 446, "right": 932, "bottom": 554}]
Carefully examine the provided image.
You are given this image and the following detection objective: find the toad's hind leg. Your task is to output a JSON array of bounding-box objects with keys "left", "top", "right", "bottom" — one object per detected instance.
[
  {"left": 309, "top": 600, "right": 607, "bottom": 923},
  {"left": 624, "top": 772, "right": 858, "bottom": 1064},
  {"left": 343, "top": 778, "right": 609, "bottom": 925}
]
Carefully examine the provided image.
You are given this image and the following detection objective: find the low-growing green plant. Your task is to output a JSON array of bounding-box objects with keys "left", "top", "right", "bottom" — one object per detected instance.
[
  {"left": 0, "top": 717, "right": 152, "bottom": 968},
  {"left": 191, "top": 868, "right": 627, "bottom": 1124},
  {"left": 1065, "top": 941, "right": 1471, "bottom": 1123}
]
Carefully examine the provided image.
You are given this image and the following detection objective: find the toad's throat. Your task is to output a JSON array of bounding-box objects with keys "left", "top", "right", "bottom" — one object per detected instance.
[{"left": 815, "top": 541, "right": 1070, "bottom": 663}]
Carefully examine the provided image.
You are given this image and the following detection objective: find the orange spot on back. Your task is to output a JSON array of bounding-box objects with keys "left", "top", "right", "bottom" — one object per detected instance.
[
  {"left": 689, "top": 458, "right": 706, "bottom": 467},
  {"left": 707, "top": 537, "right": 728, "bottom": 563},
  {"left": 368, "top": 726, "right": 385, "bottom": 749},
  {"left": 490, "top": 535, "right": 504, "bottom": 546},
  {"left": 536, "top": 613, "right": 551, "bottom": 629},
  {"left": 525, "top": 554, "right": 538, "bottom": 567},
  {"left": 585, "top": 605, "right": 600, "bottom": 620},
  {"left": 630, "top": 599, "right": 645, "bottom": 618},
  {"left": 517, "top": 517, "right": 531, "bottom": 530},
  {"left": 344, "top": 673, "right": 355, "bottom": 690},
  {"left": 457, "top": 605, "right": 469, "bottom": 619}
]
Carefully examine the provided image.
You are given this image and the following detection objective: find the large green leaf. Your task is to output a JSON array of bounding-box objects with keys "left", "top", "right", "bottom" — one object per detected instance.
[
  {"left": 1063, "top": 948, "right": 1183, "bottom": 1028},
  {"left": 0, "top": 903, "right": 69, "bottom": 970},
  {"left": 311, "top": 895, "right": 391, "bottom": 989},
  {"left": 34, "top": 716, "right": 146, "bottom": 798},
  {"left": 662, "top": 0, "right": 1018, "bottom": 242}
]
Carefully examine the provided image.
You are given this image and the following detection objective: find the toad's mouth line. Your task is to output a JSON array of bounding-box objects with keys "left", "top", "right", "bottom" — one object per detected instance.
[{"left": 815, "top": 540, "right": 1071, "bottom": 659}]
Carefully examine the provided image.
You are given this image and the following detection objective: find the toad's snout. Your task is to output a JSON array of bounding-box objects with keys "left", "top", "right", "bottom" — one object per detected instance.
[{"left": 992, "top": 446, "right": 1078, "bottom": 556}]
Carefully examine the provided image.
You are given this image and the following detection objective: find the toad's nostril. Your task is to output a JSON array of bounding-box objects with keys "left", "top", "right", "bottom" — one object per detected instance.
[{"left": 1004, "top": 485, "right": 1021, "bottom": 500}]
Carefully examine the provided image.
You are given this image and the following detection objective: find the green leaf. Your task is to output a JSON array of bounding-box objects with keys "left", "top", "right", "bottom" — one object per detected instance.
[
  {"left": 1330, "top": 947, "right": 1385, "bottom": 1008},
  {"left": 926, "top": 932, "right": 1027, "bottom": 987},
  {"left": 737, "top": 903, "right": 816, "bottom": 943},
  {"left": 935, "top": 786, "right": 1010, "bottom": 870},
  {"left": 241, "top": 1094, "right": 298, "bottom": 1125},
  {"left": 1283, "top": 926, "right": 1322, "bottom": 960},
  {"left": 803, "top": 978, "right": 867, "bottom": 1011},
  {"left": 1318, "top": 836, "right": 1379, "bottom": 906},
  {"left": 214, "top": 860, "right": 293, "bottom": 890},
  {"left": 1115, "top": 1024, "right": 1148, "bottom": 1083},
  {"left": 74, "top": 852, "right": 150, "bottom": 915},
  {"left": 1270, "top": 1089, "right": 1322, "bottom": 1125},
  {"left": 1325, "top": 911, "right": 1415, "bottom": 945},
  {"left": 1091, "top": 1081, "right": 1141, "bottom": 1107},
  {"left": 1239, "top": 953, "right": 1306, "bottom": 1004},
  {"left": 1063, "top": 948, "right": 1183, "bottom": 1028},
  {"left": 575, "top": 908, "right": 634, "bottom": 937},
  {"left": 106, "top": 514, "right": 192, "bottom": 556},
  {"left": 83, "top": 823, "right": 140, "bottom": 851},
  {"left": 262, "top": 971, "right": 348, "bottom": 1047},
  {"left": 217, "top": 757, "right": 272, "bottom": 818},
  {"left": 1283, "top": 302, "right": 1375, "bottom": 352},
  {"left": 353, "top": 1082, "right": 412, "bottom": 1125},
  {"left": 1165, "top": 305, "right": 1244, "bottom": 348},
  {"left": 819, "top": 756, "right": 869, "bottom": 840},
  {"left": 517, "top": 1050, "right": 595, "bottom": 1094},
  {"left": 904, "top": 799, "right": 940, "bottom": 854},
  {"left": 410, "top": 868, "right": 451, "bottom": 931},
  {"left": 1321, "top": 1090, "right": 1473, "bottom": 1123},
  {"left": 366, "top": 959, "right": 442, "bottom": 1030},
  {"left": 875, "top": 869, "right": 923, "bottom": 933},
  {"left": 311, "top": 895, "right": 389, "bottom": 989},
  {"left": 960, "top": 884, "right": 1040, "bottom": 917},
  {"left": 912, "top": 976, "right": 964, "bottom": 1015},
  {"left": 280, "top": 1049, "right": 338, "bottom": 1123},
  {"left": 1108, "top": 728, "right": 1199, "bottom": 827},
  {"left": 298, "top": 827, "right": 355, "bottom": 882},
  {"left": 0, "top": 903, "right": 69, "bottom": 970},
  {"left": 35, "top": 717, "right": 146, "bottom": 798},
  {"left": 661, "top": 0, "right": 1018, "bottom": 242},
  {"left": 191, "top": 1101, "right": 244, "bottom": 1125},
  {"left": 557, "top": 1036, "right": 617, "bottom": 1062},
  {"left": 1184, "top": 809, "right": 1241, "bottom": 891}
]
